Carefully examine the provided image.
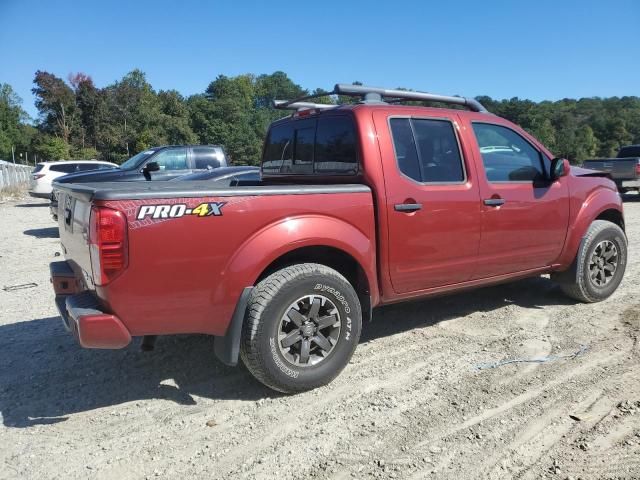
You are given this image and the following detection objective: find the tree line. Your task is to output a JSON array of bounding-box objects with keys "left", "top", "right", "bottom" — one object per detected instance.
[{"left": 1, "top": 70, "right": 639, "bottom": 166}]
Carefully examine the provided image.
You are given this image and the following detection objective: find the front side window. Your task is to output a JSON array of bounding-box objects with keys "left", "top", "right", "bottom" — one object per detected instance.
[
  {"left": 193, "top": 147, "right": 223, "bottom": 169},
  {"left": 472, "top": 123, "right": 544, "bottom": 182},
  {"left": 151, "top": 148, "right": 188, "bottom": 171},
  {"left": 389, "top": 117, "right": 465, "bottom": 183}
]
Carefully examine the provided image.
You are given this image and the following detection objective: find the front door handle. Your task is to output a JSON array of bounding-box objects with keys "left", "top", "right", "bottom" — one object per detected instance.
[
  {"left": 394, "top": 203, "right": 423, "bottom": 212},
  {"left": 483, "top": 198, "right": 505, "bottom": 207}
]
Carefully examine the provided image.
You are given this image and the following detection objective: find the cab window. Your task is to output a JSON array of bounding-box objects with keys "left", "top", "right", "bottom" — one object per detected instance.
[{"left": 262, "top": 115, "right": 358, "bottom": 175}]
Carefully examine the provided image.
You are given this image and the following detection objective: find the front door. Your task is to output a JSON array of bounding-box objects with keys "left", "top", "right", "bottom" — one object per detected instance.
[
  {"left": 469, "top": 121, "right": 570, "bottom": 278},
  {"left": 374, "top": 112, "right": 482, "bottom": 293}
]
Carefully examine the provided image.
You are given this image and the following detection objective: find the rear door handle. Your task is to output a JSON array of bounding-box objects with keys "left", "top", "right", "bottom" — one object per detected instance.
[
  {"left": 483, "top": 198, "right": 506, "bottom": 207},
  {"left": 394, "top": 203, "right": 423, "bottom": 212}
]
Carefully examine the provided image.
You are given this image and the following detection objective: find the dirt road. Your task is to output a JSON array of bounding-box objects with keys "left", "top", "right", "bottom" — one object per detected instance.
[{"left": 1, "top": 195, "right": 639, "bottom": 480}]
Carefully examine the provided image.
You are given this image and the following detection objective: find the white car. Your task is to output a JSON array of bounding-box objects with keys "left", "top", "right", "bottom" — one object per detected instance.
[{"left": 29, "top": 160, "right": 118, "bottom": 198}]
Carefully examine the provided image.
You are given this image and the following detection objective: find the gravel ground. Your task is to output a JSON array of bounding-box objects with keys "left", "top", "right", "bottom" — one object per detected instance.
[{"left": 1, "top": 194, "right": 639, "bottom": 480}]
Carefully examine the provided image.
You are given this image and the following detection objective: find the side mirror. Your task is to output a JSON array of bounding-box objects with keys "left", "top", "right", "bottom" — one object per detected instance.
[
  {"left": 144, "top": 161, "right": 160, "bottom": 173},
  {"left": 550, "top": 158, "right": 570, "bottom": 181}
]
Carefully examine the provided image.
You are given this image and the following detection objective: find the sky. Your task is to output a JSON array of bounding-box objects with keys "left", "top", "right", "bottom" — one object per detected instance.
[{"left": 1, "top": 0, "right": 639, "bottom": 119}]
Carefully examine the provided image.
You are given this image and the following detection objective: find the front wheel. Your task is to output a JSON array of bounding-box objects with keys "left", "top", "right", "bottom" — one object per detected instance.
[
  {"left": 554, "top": 220, "right": 627, "bottom": 303},
  {"left": 240, "top": 263, "right": 362, "bottom": 393}
]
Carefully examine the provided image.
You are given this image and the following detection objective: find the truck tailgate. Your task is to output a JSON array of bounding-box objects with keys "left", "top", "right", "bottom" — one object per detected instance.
[
  {"left": 57, "top": 189, "right": 95, "bottom": 289},
  {"left": 583, "top": 158, "right": 637, "bottom": 180}
]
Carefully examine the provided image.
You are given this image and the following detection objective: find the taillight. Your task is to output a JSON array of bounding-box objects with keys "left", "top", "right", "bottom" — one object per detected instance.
[
  {"left": 636, "top": 160, "right": 640, "bottom": 175},
  {"left": 32, "top": 174, "right": 45, "bottom": 180},
  {"left": 89, "top": 206, "right": 128, "bottom": 285}
]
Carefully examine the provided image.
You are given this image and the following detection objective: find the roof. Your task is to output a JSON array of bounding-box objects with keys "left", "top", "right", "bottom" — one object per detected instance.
[{"left": 36, "top": 160, "right": 116, "bottom": 165}]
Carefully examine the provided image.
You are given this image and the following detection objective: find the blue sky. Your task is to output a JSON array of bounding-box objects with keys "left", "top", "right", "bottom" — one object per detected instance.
[{"left": 1, "top": 0, "right": 638, "bottom": 119}]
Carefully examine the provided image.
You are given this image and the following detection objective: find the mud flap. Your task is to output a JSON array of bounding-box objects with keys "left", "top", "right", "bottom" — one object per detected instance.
[
  {"left": 551, "top": 235, "right": 587, "bottom": 284},
  {"left": 214, "top": 287, "right": 254, "bottom": 366}
]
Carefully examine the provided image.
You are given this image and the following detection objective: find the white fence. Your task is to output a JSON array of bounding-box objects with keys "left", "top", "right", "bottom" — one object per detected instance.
[{"left": 0, "top": 161, "right": 32, "bottom": 192}]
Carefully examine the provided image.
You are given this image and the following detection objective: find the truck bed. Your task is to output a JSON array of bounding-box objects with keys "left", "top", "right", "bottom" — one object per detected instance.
[{"left": 55, "top": 180, "right": 375, "bottom": 339}]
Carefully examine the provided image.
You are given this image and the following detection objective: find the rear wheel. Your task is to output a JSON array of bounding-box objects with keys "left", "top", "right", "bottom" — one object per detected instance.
[
  {"left": 555, "top": 220, "right": 627, "bottom": 303},
  {"left": 240, "top": 263, "right": 362, "bottom": 393}
]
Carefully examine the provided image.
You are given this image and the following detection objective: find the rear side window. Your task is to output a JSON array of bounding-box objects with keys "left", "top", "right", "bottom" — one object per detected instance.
[
  {"left": 49, "top": 163, "right": 77, "bottom": 173},
  {"left": 32, "top": 164, "right": 45, "bottom": 173},
  {"left": 76, "top": 163, "right": 102, "bottom": 171},
  {"left": 618, "top": 146, "right": 640, "bottom": 158},
  {"left": 472, "top": 123, "right": 544, "bottom": 182},
  {"left": 193, "top": 147, "right": 223, "bottom": 169},
  {"left": 390, "top": 117, "right": 465, "bottom": 183},
  {"left": 262, "top": 115, "right": 358, "bottom": 175}
]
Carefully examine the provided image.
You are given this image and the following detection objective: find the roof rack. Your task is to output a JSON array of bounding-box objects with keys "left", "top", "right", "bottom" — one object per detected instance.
[{"left": 273, "top": 84, "right": 488, "bottom": 113}]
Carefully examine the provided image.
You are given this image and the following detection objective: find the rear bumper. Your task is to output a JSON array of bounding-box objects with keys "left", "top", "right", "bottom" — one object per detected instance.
[
  {"left": 49, "top": 201, "right": 58, "bottom": 221},
  {"left": 29, "top": 191, "right": 52, "bottom": 199},
  {"left": 50, "top": 261, "right": 131, "bottom": 349},
  {"left": 619, "top": 180, "right": 640, "bottom": 189}
]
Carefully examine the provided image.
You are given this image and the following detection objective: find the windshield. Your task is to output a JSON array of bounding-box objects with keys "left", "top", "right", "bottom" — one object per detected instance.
[{"left": 119, "top": 150, "right": 156, "bottom": 170}]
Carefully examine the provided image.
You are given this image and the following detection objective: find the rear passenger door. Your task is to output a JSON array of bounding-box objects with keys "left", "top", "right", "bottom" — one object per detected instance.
[
  {"left": 375, "top": 112, "right": 482, "bottom": 293},
  {"left": 470, "top": 122, "right": 570, "bottom": 278}
]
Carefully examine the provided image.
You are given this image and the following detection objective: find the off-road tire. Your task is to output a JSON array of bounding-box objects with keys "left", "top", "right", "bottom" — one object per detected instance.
[
  {"left": 240, "top": 263, "right": 362, "bottom": 393},
  {"left": 555, "top": 220, "right": 627, "bottom": 303}
]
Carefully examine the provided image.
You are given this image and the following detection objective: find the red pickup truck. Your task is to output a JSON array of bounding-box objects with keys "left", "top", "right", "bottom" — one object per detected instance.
[{"left": 51, "top": 84, "right": 627, "bottom": 393}]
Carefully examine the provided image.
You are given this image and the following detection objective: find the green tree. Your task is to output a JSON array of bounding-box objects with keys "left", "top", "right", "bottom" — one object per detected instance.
[
  {"left": 574, "top": 125, "right": 598, "bottom": 161},
  {"left": 0, "top": 83, "right": 29, "bottom": 159},
  {"left": 32, "top": 70, "right": 76, "bottom": 144},
  {"left": 33, "top": 135, "right": 69, "bottom": 160},
  {"left": 69, "top": 72, "right": 103, "bottom": 150}
]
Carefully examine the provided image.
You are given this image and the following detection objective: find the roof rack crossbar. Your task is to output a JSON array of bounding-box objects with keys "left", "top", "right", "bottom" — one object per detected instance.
[
  {"left": 273, "top": 100, "right": 337, "bottom": 111},
  {"left": 273, "top": 84, "right": 488, "bottom": 113},
  {"left": 334, "top": 84, "right": 488, "bottom": 113}
]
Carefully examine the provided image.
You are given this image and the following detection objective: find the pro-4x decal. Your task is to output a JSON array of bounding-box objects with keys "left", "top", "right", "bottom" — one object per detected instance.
[{"left": 136, "top": 202, "right": 226, "bottom": 220}]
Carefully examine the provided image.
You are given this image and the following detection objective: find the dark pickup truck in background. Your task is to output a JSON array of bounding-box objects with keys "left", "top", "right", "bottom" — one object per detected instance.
[
  {"left": 583, "top": 145, "right": 640, "bottom": 193},
  {"left": 55, "top": 144, "right": 228, "bottom": 185},
  {"left": 50, "top": 144, "right": 228, "bottom": 220}
]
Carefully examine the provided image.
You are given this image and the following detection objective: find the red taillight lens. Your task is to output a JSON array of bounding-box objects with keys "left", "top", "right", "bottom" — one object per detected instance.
[
  {"left": 32, "top": 174, "right": 45, "bottom": 180},
  {"left": 89, "top": 207, "right": 128, "bottom": 285},
  {"left": 636, "top": 160, "right": 640, "bottom": 175}
]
